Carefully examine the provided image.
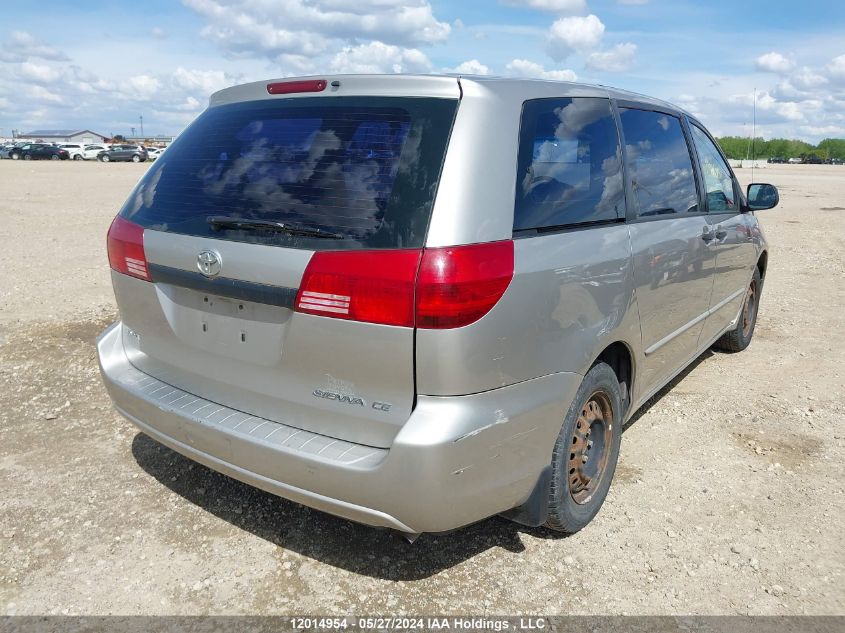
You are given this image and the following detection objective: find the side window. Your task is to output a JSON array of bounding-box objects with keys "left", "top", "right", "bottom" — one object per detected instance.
[
  {"left": 690, "top": 125, "right": 737, "bottom": 212},
  {"left": 619, "top": 108, "right": 699, "bottom": 217},
  {"left": 514, "top": 97, "right": 625, "bottom": 230}
]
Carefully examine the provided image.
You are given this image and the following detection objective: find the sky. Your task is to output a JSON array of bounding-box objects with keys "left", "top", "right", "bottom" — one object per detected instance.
[{"left": 1, "top": 0, "right": 844, "bottom": 142}]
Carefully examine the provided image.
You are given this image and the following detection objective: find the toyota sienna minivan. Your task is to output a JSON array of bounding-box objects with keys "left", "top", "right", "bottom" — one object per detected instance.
[{"left": 98, "top": 75, "right": 778, "bottom": 537}]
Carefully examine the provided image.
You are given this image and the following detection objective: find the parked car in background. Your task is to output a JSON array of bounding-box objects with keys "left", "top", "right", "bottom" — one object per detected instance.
[
  {"left": 787, "top": 157, "right": 803, "bottom": 164},
  {"left": 9, "top": 143, "right": 70, "bottom": 160},
  {"left": 146, "top": 147, "right": 163, "bottom": 160},
  {"left": 98, "top": 144, "right": 147, "bottom": 162},
  {"left": 98, "top": 75, "right": 777, "bottom": 537},
  {"left": 804, "top": 155, "right": 824, "bottom": 164},
  {"left": 826, "top": 158, "right": 844, "bottom": 165},
  {"left": 81, "top": 144, "right": 109, "bottom": 160},
  {"left": 58, "top": 144, "right": 86, "bottom": 160},
  {"left": 0, "top": 144, "right": 16, "bottom": 159},
  {"left": 767, "top": 156, "right": 786, "bottom": 164}
]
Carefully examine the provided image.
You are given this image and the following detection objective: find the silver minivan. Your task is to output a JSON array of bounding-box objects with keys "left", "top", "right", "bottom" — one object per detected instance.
[{"left": 98, "top": 75, "right": 778, "bottom": 537}]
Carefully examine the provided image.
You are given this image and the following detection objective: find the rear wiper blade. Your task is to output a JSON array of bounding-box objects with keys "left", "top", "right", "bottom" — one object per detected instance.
[{"left": 207, "top": 216, "right": 344, "bottom": 239}]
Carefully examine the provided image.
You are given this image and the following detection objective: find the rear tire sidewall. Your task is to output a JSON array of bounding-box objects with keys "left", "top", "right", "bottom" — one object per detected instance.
[
  {"left": 11, "top": 153, "right": 20, "bottom": 160},
  {"left": 101, "top": 155, "right": 109, "bottom": 162},
  {"left": 74, "top": 154, "right": 83, "bottom": 161},
  {"left": 132, "top": 154, "right": 140, "bottom": 163},
  {"left": 737, "top": 269, "right": 762, "bottom": 347},
  {"left": 546, "top": 362, "right": 623, "bottom": 533},
  {"left": 23, "top": 154, "right": 31, "bottom": 160},
  {"left": 51, "top": 154, "right": 59, "bottom": 160}
]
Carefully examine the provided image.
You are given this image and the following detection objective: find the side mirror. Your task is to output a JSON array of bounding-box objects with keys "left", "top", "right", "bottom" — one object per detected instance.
[{"left": 746, "top": 183, "right": 779, "bottom": 211}]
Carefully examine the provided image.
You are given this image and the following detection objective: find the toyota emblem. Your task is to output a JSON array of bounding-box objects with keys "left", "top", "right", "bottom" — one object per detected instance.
[{"left": 197, "top": 250, "right": 222, "bottom": 278}]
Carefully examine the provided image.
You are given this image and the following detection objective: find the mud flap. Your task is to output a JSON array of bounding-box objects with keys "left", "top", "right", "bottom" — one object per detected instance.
[{"left": 499, "top": 465, "right": 551, "bottom": 527}]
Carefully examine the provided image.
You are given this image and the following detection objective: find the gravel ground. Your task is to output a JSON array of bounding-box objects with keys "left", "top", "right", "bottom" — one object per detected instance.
[{"left": 0, "top": 161, "right": 843, "bottom": 615}]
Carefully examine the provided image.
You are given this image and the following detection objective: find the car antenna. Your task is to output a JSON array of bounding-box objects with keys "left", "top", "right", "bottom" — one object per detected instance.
[{"left": 751, "top": 87, "right": 756, "bottom": 184}]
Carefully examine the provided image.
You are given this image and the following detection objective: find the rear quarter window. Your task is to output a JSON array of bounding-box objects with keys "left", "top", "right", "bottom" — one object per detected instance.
[
  {"left": 121, "top": 96, "right": 458, "bottom": 250},
  {"left": 514, "top": 97, "right": 625, "bottom": 232}
]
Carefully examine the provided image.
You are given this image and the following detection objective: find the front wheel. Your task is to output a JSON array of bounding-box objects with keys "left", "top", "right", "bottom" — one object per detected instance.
[
  {"left": 131, "top": 154, "right": 141, "bottom": 163},
  {"left": 73, "top": 154, "right": 83, "bottom": 160},
  {"left": 11, "top": 153, "right": 20, "bottom": 160},
  {"left": 545, "top": 361, "right": 623, "bottom": 533},
  {"left": 51, "top": 154, "right": 60, "bottom": 160},
  {"left": 23, "top": 154, "right": 32, "bottom": 160},
  {"left": 100, "top": 154, "right": 110, "bottom": 162},
  {"left": 714, "top": 268, "right": 762, "bottom": 352}
]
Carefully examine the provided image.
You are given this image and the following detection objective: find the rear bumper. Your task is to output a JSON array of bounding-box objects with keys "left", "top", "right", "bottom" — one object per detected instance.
[{"left": 98, "top": 321, "right": 581, "bottom": 533}]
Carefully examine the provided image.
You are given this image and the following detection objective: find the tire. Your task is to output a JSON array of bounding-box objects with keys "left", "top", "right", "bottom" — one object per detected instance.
[
  {"left": 131, "top": 154, "right": 141, "bottom": 163},
  {"left": 714, "top": 267, "right": 762, "bottom": 353},
  {"left": 100, "top": 154, "right": 110, "bottom": 162},
  {"left": 23, "top": 154, "right": 31, "bottom": 160},
  {"left": 51, "top": 154, "right": 60, "bottom": 160},
  {"left": 545, "top": 361, "right": 623, "bottom": 533},
  {"left": 73, "top": 154, "right": 83, "bottom": 161},
  {"left": 11, "top": 153, "right": 20, "bottom": 160}
]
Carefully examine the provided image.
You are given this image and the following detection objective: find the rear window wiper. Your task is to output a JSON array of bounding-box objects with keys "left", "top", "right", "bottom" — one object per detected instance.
[{"left": 207, "top": 216, "right": 344, "bottom": 239}]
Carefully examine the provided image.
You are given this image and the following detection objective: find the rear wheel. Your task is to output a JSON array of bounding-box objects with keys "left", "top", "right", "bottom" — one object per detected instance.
[
  {"left": 51, "top": 154, "right": 60, "bottom": 160},
  {"left": 11, "top": 153, "right": 20, "bottom": 160},
  {"left": 100, "top": 154, "right": 110, "bottom": 162},
  {"left": 714, "top": 268, "right": 761, "bottom": 353},
  {"left": 23, "top": 154, "right": 31, "bottom": 160},
  {"left": 131, "top": 154, "right": 141, "bottom": 163},
  {"left": 73, "top": 154, "right": 83, "bottom": 160},
  {"left": 545, "top": 362, "right": 622, "bottom": 533}
]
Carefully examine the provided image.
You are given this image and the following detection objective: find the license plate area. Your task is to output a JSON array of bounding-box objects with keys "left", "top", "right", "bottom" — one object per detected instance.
[{"left": 155, "top": 284, "right": 290, "bottom": 365}]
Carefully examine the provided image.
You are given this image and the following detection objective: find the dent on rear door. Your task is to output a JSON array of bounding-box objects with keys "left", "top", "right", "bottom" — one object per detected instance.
[{"left": 415, "top": 227, "right": 639, "bottom": 397}]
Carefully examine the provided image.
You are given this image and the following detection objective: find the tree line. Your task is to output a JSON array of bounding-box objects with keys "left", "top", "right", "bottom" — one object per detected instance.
[{"left": 716, "top": 136, "right": 845, "bottom": 161}]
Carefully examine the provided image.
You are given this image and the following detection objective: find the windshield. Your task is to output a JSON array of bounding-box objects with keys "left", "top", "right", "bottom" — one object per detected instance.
[{"left": 120, "top": 96, "right": 458, "bottom": 250}]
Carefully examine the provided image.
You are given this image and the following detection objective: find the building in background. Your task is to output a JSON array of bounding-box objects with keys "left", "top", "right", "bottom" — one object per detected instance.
[
  {"left": 124, "top": 135, "right": 176, "bottom": 147},
  {"left": 18, "top": 129, "right": 108, "bottom": 144}
]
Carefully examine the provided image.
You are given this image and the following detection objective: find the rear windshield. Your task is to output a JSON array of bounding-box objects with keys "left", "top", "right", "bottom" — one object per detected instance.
[{"left": 120, "top": 96, "right": 458, "bottom": 249}]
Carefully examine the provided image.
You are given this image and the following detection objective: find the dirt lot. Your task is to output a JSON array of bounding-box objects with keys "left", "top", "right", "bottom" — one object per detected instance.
[{"left": 0, "top": 161, "right": 843, "bottom": 615}]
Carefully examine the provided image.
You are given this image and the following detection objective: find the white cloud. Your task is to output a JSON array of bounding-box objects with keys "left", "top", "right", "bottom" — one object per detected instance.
[
  {"left": 502, "top": 0, "right": 586, "bottom": 12},
  {"left": 755, "top": 51, "right": 794, "bottom": 74},
  {"left": 546, "top": 14, "right": 604, "bottom": 61},
  {"left": 127, "top": 75, "right": 162, "bottom": 100},
  {"left": 172, "top": 67, "right": 231, "bottom": 94},
  {"left": 330, "top": 41, "right": 432, "bottom": 74},
  {"left": 151, "top": 27, "right": 167, "bottom": 39},
  {"left": 451, "top": 59, "right": 490, "bottom": 75},
  {"left": 24, "top": 85, "right": 64, "bottom": 105},
  {"left": 183, "top": 0, "right": 450, "bottom": 62},
  {"left": 505, "top": 58, "right": 577, "bottom": 81},
  {"left": 586, "top": 43, "right": 637, "bottom": 72},
  {"left": 18, "top": 62, "right": 61, "bottom": 84},
  {"left": 828, "top": 54, "right": 845, "bottom": 80},
  {"left": 0, "top": 31, "right": 70, "bottom": 63}
]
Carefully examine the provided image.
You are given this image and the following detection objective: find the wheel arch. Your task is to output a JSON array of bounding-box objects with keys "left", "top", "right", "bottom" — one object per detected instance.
[
  {"left": 592, "top": 340, "right": 635, "bottom": 416},
  {"left": 756, "top": 250, "right": 768, "bottom": 281}
]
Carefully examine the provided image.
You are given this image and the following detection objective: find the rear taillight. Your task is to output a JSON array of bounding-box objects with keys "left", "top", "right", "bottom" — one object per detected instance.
[
  {"left": 107, "top": 216, "right": 149, "bottom": 281},
  {"left": 295, "top": 249, "right": 421, "bottom": 327},
  {"left": 416, "top": 241, "right": 514, "bottom": 329},
  {"left": 294, "top": 240, "right": 514, "bottom": 329}
]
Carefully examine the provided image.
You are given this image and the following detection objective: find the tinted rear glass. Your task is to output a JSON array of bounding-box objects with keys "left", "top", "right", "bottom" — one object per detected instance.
[
  {"left": 120, "top": 97, "right": 458, "bottom": 249},
  {"left": 618, "top": 108, "right": 699, "bottom": 217},
  {"left": 514, "top": 97, "right": 625, "bottom": 231}
]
